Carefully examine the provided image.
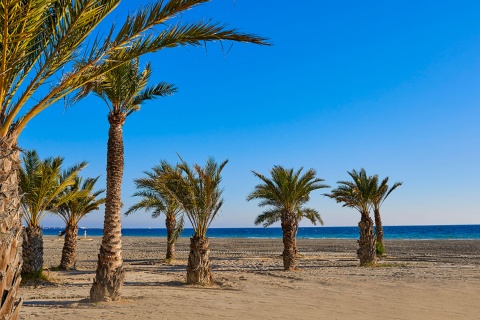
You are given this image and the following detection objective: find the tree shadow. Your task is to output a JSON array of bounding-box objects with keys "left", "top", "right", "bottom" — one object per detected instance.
[
  {"left": 23, "top": 298, "right": 92, "bottom": 308},
  {"left": 124, "top": 280, "right": 184, "bottom": 287}
]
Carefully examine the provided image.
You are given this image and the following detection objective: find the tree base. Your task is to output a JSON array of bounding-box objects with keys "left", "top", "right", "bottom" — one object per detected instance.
[
  {"left": 90, "top": 248, "right": 125, "bottom": 302},
  {"left": 187, "top": 236, "right": 213, "bottom": 285}
]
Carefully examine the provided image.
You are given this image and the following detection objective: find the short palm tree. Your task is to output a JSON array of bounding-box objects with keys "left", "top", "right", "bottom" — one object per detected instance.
[
  {"left": 160, "top": 157, "right": 227, "bottom": 285},
  {"left": 51, "top": 176, "right": 105, "bottom": 270},
  {"left": 0, "top": 1, "right": 267, "bottom": 315},
  {"left": 255, "top": 206, "right": 324, "bottom": 255},
  {"left": 126, "top": 162, "right": 184, "bottom": 261},
  {"left": 325, "top": 168, "right": 377, "bottom": 266},
  {"left": 19, "top": 151, "right": 86, "bottom": 273},
  {"left": 247, "top": 166, "right": 329, "bottom": 271},
  {"left": 371, "top": 176, "right": 402, "bottom": 255}
]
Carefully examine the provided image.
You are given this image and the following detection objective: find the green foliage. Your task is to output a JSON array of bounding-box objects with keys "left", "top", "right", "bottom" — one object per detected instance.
[
  {"left": 326, "top": 168, "right": 402, "bottom": 216},
  {"left": 71, "top": 58, "right": 176, "bottom": 116},
  {"left": 20, "top": 270, "right": 52, "bottom": 285},
  {"left": 0, "top": 0, "right": 269, "bottom": 138},
  {"left": 324, "top": 168, "right": 377, "bottom": 216},
  {"left": 126, "top": 162, "right": 184, "bottom": 241},
  {"left": 50, "top": 176, "right": 105, "bottom": 226},
  {"left": 376, "top": 241, "right": 385, "bottom": 256},
  {"left": 247, "top": 166, "right": 329, "bottom": 225},
  {"left": 19, "top": 150, "right": 87, "bottom": 227},
  {"left": 254, "top": 206, "right": 324, "bottom": 228},
  {"left": 158, "top": 156, "right": 228, "bottom": 238},
  {"left": 371, "top": 177, "right": 402, "bottom": 212}
]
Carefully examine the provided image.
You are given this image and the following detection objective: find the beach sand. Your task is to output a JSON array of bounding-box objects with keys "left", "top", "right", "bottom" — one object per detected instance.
[{"left": 20, "top": 236, "right": 480, "bottom": 320}]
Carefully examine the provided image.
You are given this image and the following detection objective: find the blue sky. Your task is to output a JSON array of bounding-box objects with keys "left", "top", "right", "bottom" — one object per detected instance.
[{"left": 19, "top": 0, "right": 480, "bottom": 228}]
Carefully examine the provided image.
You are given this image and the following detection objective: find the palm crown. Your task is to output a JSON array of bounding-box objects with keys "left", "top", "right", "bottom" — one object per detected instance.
[
  {"left": 51, "top": 176, "right": 106, "bottom": 226},
  {"left": 125, "top": 162, "right": 184, "bottom": 239},
  {"left": 325, "top": 168, "right": 376, "bottom": 215},
  {"left": 19, "top": 150, "right": 87, "bottom": 227},
  {"left": 371, "top": 177, "right": 402, "bottom": 211},
  {"left": 72, "top": 58, "right": 176, "bottom": 116},
  {"left": 247, "top": 166, "right": 329, "bottom": 218},
  {"left": 160, "top": 157, "right": 227, "bottom": 237}
]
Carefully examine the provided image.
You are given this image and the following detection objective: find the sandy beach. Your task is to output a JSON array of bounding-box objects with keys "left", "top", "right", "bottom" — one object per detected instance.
[{"left": 20, "top": 236, "right": 480, "bottom": 320}]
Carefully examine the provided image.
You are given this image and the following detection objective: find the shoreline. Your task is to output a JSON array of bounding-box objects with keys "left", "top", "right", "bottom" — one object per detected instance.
[{"left": 41, "top": 224, "right": 480, "bottom": 241}]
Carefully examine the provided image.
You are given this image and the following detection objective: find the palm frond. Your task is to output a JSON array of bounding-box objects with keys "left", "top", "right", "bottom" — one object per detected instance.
[
  {"left": 1, "top": 0, "right": 269, "bottom": 138},
  {"left": 19, "top": 150, "right": 87, "bottom": 226},
  {"left": 248, "top": 166, "right": 329, "bottom": 224},
  {"left": 50, "top": 175, "right": 105, "bottom": 225},
  {"left": 160, "top": 156, "right": 227, "bottom": 237}
]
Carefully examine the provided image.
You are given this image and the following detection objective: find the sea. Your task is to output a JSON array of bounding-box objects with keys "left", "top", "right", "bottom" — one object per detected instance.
[{"left": 42, "top": 225, "right": 480, "bottom": 240}]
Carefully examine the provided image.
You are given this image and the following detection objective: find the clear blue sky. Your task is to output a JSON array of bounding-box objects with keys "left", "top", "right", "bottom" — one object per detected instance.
[{"left": 19, "top": 0, "right": 480, "bottom": 228}]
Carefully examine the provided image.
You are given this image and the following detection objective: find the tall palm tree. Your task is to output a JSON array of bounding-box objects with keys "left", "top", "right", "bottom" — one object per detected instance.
[
  {"left": 51, "top": 176, "right": 105, "bottom": 270},
  {"left": 74, "top": 58, "right": 177, "bottom": 302},
  {"left": 371, "top": 176, "right": 402, "bottom": 255},
  {"left": 125, "top": 162, "right": 184, "bottom": 261},
  {"left": 247, "top": 166, "right": 329, "bottom": 271},
  {"left": 0, "top": 1, "right": 267, "bottom": 315},
  {"left": 159, "top": 157, "right": 227, "bottom": 285},
  {"left": 19, "top": 150, "right": 86, "bottom": 273},
  {"left": 325, "top": 168, "right": 377, "bottom": 266},
  {"left": 254, "top": 206, "right": 324, "bottom": 255}
]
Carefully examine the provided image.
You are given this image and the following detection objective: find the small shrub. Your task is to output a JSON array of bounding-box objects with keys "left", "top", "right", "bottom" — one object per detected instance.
[
  {"left": 21, "top": 270, "right": 53, "bottom": 286},
  {"left": 376, "top": 242, "right": 385, "bottom": 256}
]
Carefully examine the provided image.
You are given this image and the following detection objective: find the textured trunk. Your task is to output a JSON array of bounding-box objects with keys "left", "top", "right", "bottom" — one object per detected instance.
[
  {"left": 165, "top": 215, "right": 176, "bottom": 260},
  {"left": 90, "top": 113, "right": 125, "bottom": 302},
  {"left": 60, "top": 222, "right": 78, "bottom": 270},
  {"left": 357, "top": 213, "right": 377, "bottom": 266},
  {"left": 374, "top": 208, "right": 386, "bottom": 255},
  {"left": 0, "top": 136, "right": 23, "bottom": 319},
  {"left": 22, "top": 225, "right": 44, "bottom": 273},
  {"left": 293, "top": 220, "right": 299, "bottom": 256},
  {"left": 186, "top": 236, "right": 213, "bottom": 285},
  {"left": 281, "top": 212, "right": 297, "bottom": 271}
]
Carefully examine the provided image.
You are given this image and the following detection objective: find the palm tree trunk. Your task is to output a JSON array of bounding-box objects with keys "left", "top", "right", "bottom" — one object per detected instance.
[
  {"left": 22, "top": 225, "right": 44, "bottom": 273},
  {"left": 165, "top": 215, "right": 176, "bottom": 260},
  {"left": 0, "top": 136, "right": 23, "bottom": 319},
  {"left": 357, "top": 213, "right": 377, "bottom": 266},
  {"left": 186, "top": 236, "right": 213, "bottom": 285},
  {"left": 374, "top": 208, "right": 386, "bottom": 255},
  {"left": 90, "top": 113, "right": 125, "bottom": 302},
  {"left": 281, "top": 212, "right": 297, "bottom": 271},
  {"left": 60, "top": 222, "right": 78, "bottom": 270},
  {"left": 293, "top": 220, "right": 299, "bottom": 256}
]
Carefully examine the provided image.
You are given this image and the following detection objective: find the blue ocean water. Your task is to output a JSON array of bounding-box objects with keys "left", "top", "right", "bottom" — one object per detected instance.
[{"left": 42, "top": 225, "right": 480, "bottom": 240}]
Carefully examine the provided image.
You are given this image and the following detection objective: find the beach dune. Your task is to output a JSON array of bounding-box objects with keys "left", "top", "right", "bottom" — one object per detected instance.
[{"left": 20, "top": 237, "right": 480, "bottom": 320}]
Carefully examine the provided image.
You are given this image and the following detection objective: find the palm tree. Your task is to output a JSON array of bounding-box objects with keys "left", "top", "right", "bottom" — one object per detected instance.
[
  {"left": 159, "top": 157, "right": 227, "bottom": 285},
  {"left": 51, "top": 176, "right": 105, "bottom": 270},
  {"left": 0, "top": 1, "right": 267, "bottom": 315},
  {"left": 254, "top": 206, "right": 324, "bottom": 255},
  {"left": 247, "top": 166, "right": 329, "bottom": 271},
  {"left": 19, "top": 150, "right": 86, "bottom": 274},
  {"left": 73, "top": 58, "right": 178, "bottom": 302},
  {"left": 371, "top": 176, "right": 402, "bottom": 255},
  {"left": 325, "top": 168, "right": 377, "bottom": 266},
  {"left": 125, "top": 162, "right": 184, "bottom": 261}
]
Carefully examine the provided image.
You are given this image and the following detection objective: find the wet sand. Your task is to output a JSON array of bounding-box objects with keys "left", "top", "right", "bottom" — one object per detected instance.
[{"left": 20, "top": 237, "right": 480, "bottom": 319}]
